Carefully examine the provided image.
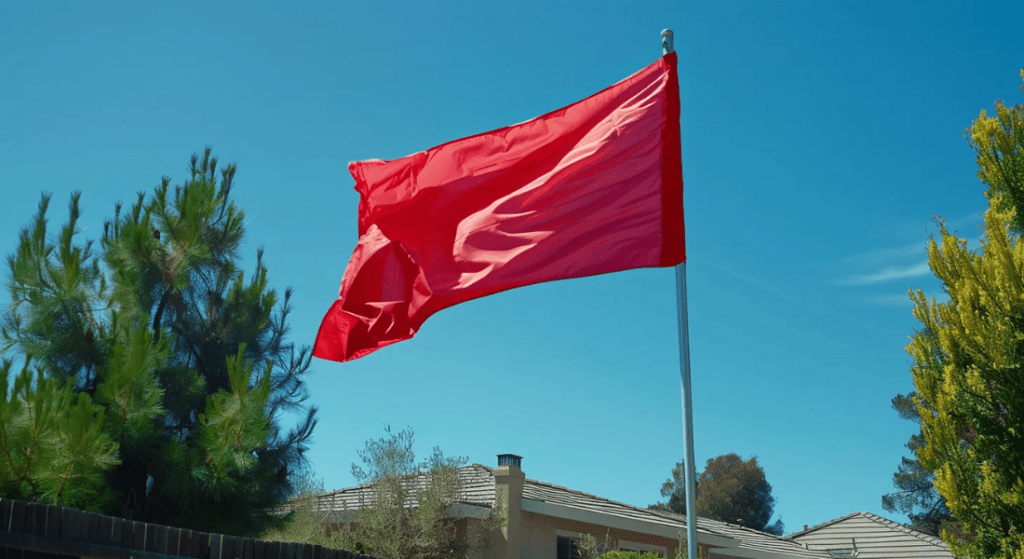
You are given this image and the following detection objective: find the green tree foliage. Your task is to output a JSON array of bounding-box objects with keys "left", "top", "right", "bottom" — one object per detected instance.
[
  {"left": 261, "top": 469, "right": 346, "bottom": 548},
  {"left": 651, "top": 461, "right": 688, "bottom": 515},
  {"left": 576, "top": 532, "right": 671, "bottom": 559},
  {"left": 654, "top": 454, "right": 783, "bottom": 535},
  {"left": 0, "top": 149, "right": 317, "bottom": 536},
  {"left": 908, "top": 73, "right": 1024, "bottom": 559},
  {"left": 576, "top": 530, "right": 614, "bottom": 558},
  {"left": 653, "top": 462, "right": 688, "bottom": 514},
  {"left": 334, "top": 427, "right": 489, "bottom": 559},
  {"left": 0, "top": 359, "right": 119, "bottom": 509},
  {"left": 881, "top": 392, "right": 956, "bottom": 536}
]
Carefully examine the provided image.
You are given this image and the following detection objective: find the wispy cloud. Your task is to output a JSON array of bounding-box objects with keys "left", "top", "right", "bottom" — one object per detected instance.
[
  {"left": 841, "top": 261, "right": 931, "bottom": 285},
  {"left": 708, "top": 262, "right": 804, "bottom": 306},
  {"left": 840, "top": 242, "right": 928, "bottom": 268}
]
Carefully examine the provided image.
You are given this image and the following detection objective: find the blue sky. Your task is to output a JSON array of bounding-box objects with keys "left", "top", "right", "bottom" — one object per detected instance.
[{"left": 3, "top": 0, "right": 1022, "bottom": 535}]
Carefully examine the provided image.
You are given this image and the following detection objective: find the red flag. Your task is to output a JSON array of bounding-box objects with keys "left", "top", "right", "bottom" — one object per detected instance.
[{"left": 314, "top": 53, "right": 684, "bottom": 362}]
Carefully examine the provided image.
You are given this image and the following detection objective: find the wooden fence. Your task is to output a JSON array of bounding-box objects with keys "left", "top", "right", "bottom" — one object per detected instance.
[{"left": 0, "top": 498, "right": 384, "bottom": 559}]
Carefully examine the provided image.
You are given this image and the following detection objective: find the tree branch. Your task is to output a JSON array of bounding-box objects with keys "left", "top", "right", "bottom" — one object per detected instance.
[{"left": 152, "top": 290, "right": 169, "bottom": 344}]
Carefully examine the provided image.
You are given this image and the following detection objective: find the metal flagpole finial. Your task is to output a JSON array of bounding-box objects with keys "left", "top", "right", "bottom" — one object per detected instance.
[{"left": 662, "top": 29, "right": 674, "bottom": 54}]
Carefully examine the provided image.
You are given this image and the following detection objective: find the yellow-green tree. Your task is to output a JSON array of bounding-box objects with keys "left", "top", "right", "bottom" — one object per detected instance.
[{"left": 909, "top": 71, "right": 1024, "bottom": 559}]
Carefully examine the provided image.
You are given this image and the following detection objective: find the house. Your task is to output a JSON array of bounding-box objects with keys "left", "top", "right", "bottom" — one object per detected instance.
[
  {"left": 317, "top": 454, "right": 831, "bottom": 559},
  {"left": 786, "top": 511, "right": 955, "bottom": 559}
]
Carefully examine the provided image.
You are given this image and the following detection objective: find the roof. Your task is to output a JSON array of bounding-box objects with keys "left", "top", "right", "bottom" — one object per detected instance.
[
  {"left": 316, "top": 463, "right": 496, "bottom": 512},
  {"left": 786, "top": 512, "right": 954, "bottom": 559},
  {"left": 519, "top": 468, "right": 730, "bottom": 541},
  {"left": 318, "top": 465, "right": 831, "bottom": 559},
  {"left": 695, "top": 517, "right": 832, "bottom": 559}
]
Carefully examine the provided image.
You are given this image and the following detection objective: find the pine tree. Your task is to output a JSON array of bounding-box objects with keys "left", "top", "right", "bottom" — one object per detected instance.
[
  {"left": 881, "top": 392, "right": 957, "bottom": 536},
  {"left": 0, "top": 358, "right": 120, "bottom": 510},
  {"left": 1, "top": 148, "right": 317, "bottom": 536},
  {"left": 908, "top": 72, "right": 1024, "bottom": 558}
]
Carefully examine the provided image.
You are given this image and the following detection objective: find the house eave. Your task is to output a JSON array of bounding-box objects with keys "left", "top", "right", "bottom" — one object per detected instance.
[
  {"left": 708, "top": 546, "right": 830, "bottom": 559},
  {"left": 520, "top": 498, "right": 737, "bottom": 548}
]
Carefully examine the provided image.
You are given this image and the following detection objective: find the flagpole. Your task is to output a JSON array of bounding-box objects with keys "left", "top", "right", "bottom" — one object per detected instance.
[{"left": 662, "top": 28, "right": 699, "bottom": 559}]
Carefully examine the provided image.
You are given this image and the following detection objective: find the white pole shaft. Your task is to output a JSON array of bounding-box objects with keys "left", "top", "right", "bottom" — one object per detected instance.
[{"left": 662, "top": 28, "right": 699, "bottom": 559}]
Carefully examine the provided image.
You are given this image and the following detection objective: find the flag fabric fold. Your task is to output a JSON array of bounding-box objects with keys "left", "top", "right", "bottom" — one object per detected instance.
[{"left": 314, "top": 52, "right": 684, "bottom": 362}]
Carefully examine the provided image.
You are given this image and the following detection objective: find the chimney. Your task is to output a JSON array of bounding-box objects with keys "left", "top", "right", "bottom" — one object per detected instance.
[
  {"left": 803, "top": 524, "right": 808, "bottom": 531},
  {"left": 497, "top": 454, "right": 522, "bottom": 469},
  {"left": 494, "top": 454, "right": 524, "bottom": 559}
]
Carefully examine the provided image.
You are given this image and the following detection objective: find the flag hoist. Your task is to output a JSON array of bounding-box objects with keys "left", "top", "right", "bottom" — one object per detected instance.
[
  {"left": 315, "top": 28, "right": 698, "bottom": 559},
  {"left": 664, "top": 29, "right": 699, "bottom": 559}
]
